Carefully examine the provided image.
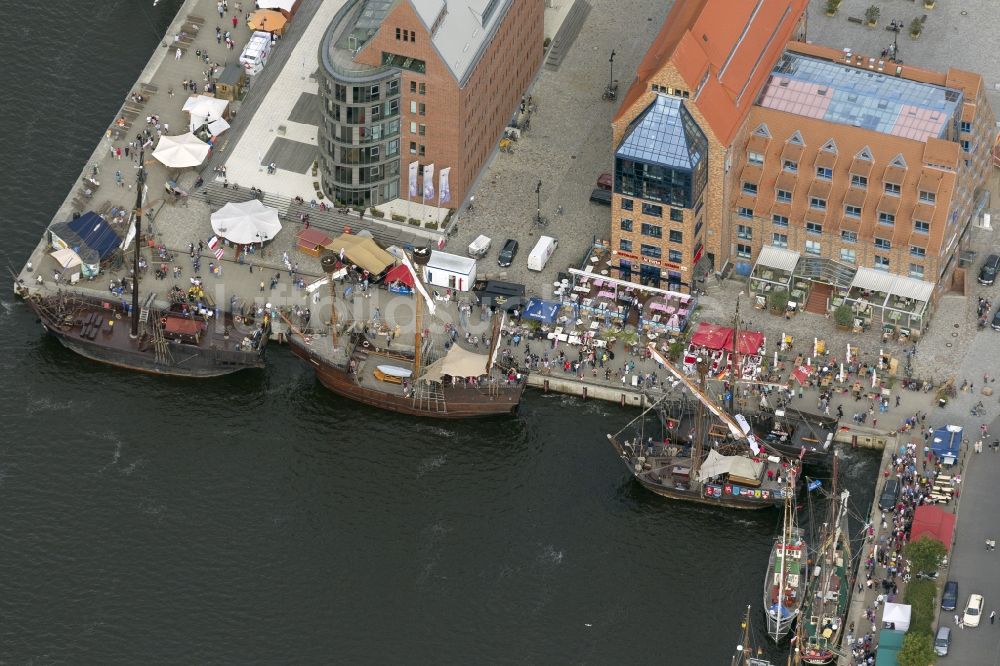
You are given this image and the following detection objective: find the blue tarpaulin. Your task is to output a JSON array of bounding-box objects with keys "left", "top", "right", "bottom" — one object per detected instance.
[
  {"left": 930, "top": 426, "right": 963, "bottom": 460},
  {"left": 49, "top": 212, "right": 122, "bottom": 261},
  {"left": 523, "top": 297, "right": 561, "bottom": 324}
]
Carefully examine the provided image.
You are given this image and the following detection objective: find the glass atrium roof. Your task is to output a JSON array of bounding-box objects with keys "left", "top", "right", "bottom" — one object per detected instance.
[
  {"left": 757, "top": 52, "right": 963, "bottom": 141},
  {"left": 615, "top": 95, "right": 706, "bottom": 170}
]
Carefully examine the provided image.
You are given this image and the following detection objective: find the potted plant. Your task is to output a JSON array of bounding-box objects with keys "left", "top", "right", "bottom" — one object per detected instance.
[
  {"left": 768, "top": 288, "right": 788, "bottom": 315},
  {"left": 834, "top": 303, "right": 854, "bottom": 331},
  {"left": 909, "top": 17, "right": 923, "bottom": 38},
  {"left": 865, "top": 4, "right": 880, "bottom": 26},
  {"left": 825, "top": 0, "right": 840, "bottom": 16},
  {"left": 619, "top": 329, "right": 640, "bottom": 352},
  {"left": 667, "top": 339, "right": 685, "bottom": 362},
  {"left": 923, "top": 0, "right": 935, "bottom": 8}
]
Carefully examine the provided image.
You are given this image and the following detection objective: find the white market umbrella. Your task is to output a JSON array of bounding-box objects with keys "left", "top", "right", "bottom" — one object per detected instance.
[
  {"left": 152, "top": 132, "right": 211, "bottom": 168},
  {"left": 206, "top": 117, "right": 231, "bottom": 136},
  {"left": 210, "top": 200, "right": 282, "bottom": 244},
  {"left": 50, "top": 247, "right": 82, "bottom": 269},
  {"left": 183, "top": 94, "right": 229, "bottom": 133}
]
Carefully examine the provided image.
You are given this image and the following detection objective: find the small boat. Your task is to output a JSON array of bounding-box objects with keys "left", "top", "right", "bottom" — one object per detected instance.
[
  {"left": 763, "top": 474, "right": 807, "bottom": 641},
  {"left": 732, "top": 604, "right": 774, "bottom": 666}
]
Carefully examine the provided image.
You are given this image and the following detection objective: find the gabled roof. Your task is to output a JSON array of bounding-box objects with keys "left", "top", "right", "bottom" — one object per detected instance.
[
  {"left": 615, "top": 0, "right": 808, "bottom": 146},
  {"left": 410, "top": 0, "right": 510, "bottom": 84}
]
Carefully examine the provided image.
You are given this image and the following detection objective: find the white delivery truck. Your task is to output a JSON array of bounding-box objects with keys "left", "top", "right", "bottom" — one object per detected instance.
[
  {"left": 468, "top": 234, "right": 491, "bottom": 258},
  {"left": 240, "top": 31, "right": 273, "bottom": 76},
  {"left": 527, "top": 235, "right": 558, "bottom": 271}
]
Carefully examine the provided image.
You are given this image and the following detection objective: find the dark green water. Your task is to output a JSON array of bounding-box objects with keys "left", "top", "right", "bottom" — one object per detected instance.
[{"left": 0, "top": 2, "right": 881, "bottom": 663}]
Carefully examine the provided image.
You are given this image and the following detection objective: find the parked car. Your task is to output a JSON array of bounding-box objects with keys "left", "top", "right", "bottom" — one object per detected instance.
[
  {"left": 878, "top": 478, "right": 899, "bottom": 511},
  {"left": 596, "top": 172, "right": 613, "bottom": 191},
  {"left": 979, "top": 254, "right": 1000, "bottom": 285},
  {"left": 498, "top": 239, "right": 519, "bottom": 267},
  {"left": 941, "top": 580, "right": 958, "bottom": 611},
  {"left": 589, "top": 188, "right": 611, "bottom": 206},
  {"left": 963, "top": 593, "right": 984, "bottom": 627},
  {"left": 991, "top": 309, "right": 1000, "bottom": 331},
  {"left": 934, "top": 626, "right": 951, "bottom": 656}
]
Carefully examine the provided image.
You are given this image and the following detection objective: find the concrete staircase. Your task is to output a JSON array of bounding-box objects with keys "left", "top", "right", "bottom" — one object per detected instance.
[
  {"left": 804, "top": 282, "right": 832, "bottom": 315},
  {"left": 544, "top": 0, "right": 591, "bottom": 71}
]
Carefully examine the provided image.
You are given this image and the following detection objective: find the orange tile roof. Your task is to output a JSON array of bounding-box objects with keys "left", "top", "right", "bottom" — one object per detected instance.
[{"left": 616, "top": 0, "right": 808, "bottom": 146}]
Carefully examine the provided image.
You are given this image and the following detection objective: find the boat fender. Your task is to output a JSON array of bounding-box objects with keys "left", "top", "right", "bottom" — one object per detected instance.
[
  {"left": 363, "top": 340, "right": 370, "bottom": 348},
  {"left": 115, "top": 313, "right": 121, "bottom": 320},
  {"left": 160, "top": 317, "right": 167, "bottom": 326}
]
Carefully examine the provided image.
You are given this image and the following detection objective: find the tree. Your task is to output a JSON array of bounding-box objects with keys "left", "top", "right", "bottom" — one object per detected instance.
[
  {"left": 865, "top": 4, "right": 881, "bottom": 25},
  {"left": 897, "top": 631, "right": 936, "bottom": 666},
  {"left": 834, "top": 303, "right": 853, "bottom": 327},
  {"left": 905, "top": 535, "right": 948, "bottom": 574}
]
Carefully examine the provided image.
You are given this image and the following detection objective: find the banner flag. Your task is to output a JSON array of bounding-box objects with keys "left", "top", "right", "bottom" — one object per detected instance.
[
  {"left": 408, "top": 161, "right": 419, "bottom": 198},
  {"left": 439, "top": 167, "right": 451, "bottom": 204},
  {"left": 208, "top": 235, "right": 220, "bottom": 250},
  {"left": 423, "top": 163, "right": 435, "bottom": 200}
]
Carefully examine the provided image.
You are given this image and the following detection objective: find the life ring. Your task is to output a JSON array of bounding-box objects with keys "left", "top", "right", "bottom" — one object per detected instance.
[
  {"left": 235, "top": 315, "right": 243, "bottom": 324},
  {"left": 363, "top": 340, "right": 370, "bottom": 348}
]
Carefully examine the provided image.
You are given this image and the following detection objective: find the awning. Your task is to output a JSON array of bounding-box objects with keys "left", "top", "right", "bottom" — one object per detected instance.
[
  {"left": 420, "top": 345, "right": 491, "bottom": 381},
  {"left": 383, "top": 263, "right": 414, "bottom": 288},
  {"left": 889, "top": 275, "right": 934, "bottom": 302},
  {"left": 696, "top": 449, "right": 763, "bottom": 482},
  {"left": 910, "top": 504, "right": 956, "bottom": 552},
  {"left": 50, "top": 248, "right": 82, "bottom": 269},
  {"left": 690, "top": 322, "right": 732, "bottom": 350},
  {"left": 851, "top": 267, "right": 896, "bottom": 294},
  {"left": 754, "top": 246, "right": 800, "bottom": 273},
  {"left": 248, "top": 9, "right": 287, "bottom": 34},
  {"left": 523, "top": 297, "right": 561, "bottom": 324},
  {"left": 152, "top": 132, "right": 211, "bottom": 168},
  {"left": 210, "top": 200, "right": 282, "bottom": 244},
  {"left": 735, "top": 330, "right": 765, "bottom": 355},
  {"left": 324, "top": 233, "right": 394, "bottom": 275},
  {"left": 881, "top": 603, "right": 911, "bottom": 632},
  {"left": 164, "top": 316, "right": 204, "bottom": 336}
]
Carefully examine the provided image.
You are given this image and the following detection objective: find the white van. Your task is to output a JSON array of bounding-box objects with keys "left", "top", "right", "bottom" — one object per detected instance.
[
  {"left": 527, "top": 235, "right": 558, "bottom": 271},
  {"left": 240, "top": 31, "right": 273, "bottom": 76}
]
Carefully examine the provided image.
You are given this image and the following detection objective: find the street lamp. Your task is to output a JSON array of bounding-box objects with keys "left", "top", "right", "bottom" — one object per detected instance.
[
  {"left": 535, "top": 180, "right": 542, "bottom": 225},
  {"left": 886, "top": 19, "right": 902, "bottom": 62},
  {"left": 609, "top": 50, "right": 616, "bottom": 91}
]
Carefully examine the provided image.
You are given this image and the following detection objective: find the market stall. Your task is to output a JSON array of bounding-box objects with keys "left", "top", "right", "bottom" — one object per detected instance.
[{"left": 423, "top": 251, "right": 476, "bottom": 292}]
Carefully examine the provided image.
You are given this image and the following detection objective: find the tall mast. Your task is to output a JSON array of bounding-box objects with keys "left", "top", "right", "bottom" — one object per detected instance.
[
  {"left": 729, "top": 292, "right": 741, "bottom": 413},
  {"left": 414, "top": 283, "right": 423, "bottom": 372},
  {"left": 692, "top": 356, "right": 709, "bottom": 482},
  {"left": 130, "top": 148, "right": 146, "bottom": 339},
  {"left": 329, "top": 278, "right": 338, "bottom": 348}
]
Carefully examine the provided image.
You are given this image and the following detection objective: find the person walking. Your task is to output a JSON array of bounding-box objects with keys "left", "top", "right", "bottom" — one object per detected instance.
[{"left": 990, "top": 610, "right": 996, "bottom": 625}]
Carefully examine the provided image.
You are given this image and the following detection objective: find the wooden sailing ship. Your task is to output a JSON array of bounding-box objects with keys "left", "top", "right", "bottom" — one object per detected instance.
[
  {"left": 763, "top": 473, "right": 807, "bottom": 641},
  {"left": 607, "top": 348, "right": 800, "bottom": 510},
  {"left": 25, "top": 149, "right": 269, "bottom": 377},
  {"left": 732, "top": 604, "right": 774, "bottom": 666},
  {"left": 287, "top": 248, "right": 525, "bottom": 418}
]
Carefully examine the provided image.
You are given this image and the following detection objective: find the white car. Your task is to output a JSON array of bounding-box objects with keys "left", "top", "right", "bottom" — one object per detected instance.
[{"left": 963, "top": 593, "right": 984, "bottom": 627}]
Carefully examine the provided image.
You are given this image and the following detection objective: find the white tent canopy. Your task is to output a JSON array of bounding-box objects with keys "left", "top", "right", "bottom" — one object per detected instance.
[
  {"left": 210, "top": 200, "right": 282, "bottom": 244},
  {"left": 151, "top": 132, "right": 211, "bottom": 168},
  {"left": 419, "top": 345, "right": 491, "bottom": 381},
  {"left": 50, "top": 248, "right": 82, "bottom": 269},
  {"left": 182, "top": 95, "right": 229, "bottom": 132},
  {"left": 696, "top": 449, "right": 764, "bottom": 482},
  {"left": 256, "top": 0, "right": 297, "bottom": 12},
  {"left": 206, "top": 117, "right": 231, "bottom": 136},
  {"left": 882, "top": 602, "right": 911, "bottom": 631}
]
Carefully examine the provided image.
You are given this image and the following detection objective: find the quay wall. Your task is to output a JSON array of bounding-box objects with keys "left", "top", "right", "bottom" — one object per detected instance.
[{"left": 525, "top": 374, "right": 653, "bottom": 408}]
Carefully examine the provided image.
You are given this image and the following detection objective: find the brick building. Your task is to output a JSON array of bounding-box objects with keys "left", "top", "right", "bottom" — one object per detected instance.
[
  {"left": 611, "top": 0, "right": 994, "bottom": 320},
  {"left": 317, "top": 0, "right": 543, "bottom": 209}
]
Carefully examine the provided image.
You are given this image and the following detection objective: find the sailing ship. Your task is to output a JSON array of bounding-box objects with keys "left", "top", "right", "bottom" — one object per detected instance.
[
  {"left": 753, "top": 408, "right": 838, "bottom": 466},
  {"left": 607, "top": 348, "right": 800, "bottom": 510},
  {"left": 732, "top": 605, "right": 774, "bottom": 666},
  {"left": 796, "top": 457, "right": 852, "bottom": 665},
  {"left": 763, "top": 473, "right": 807, "bottom": 641},
  {"left": 24, "top": 150, "right": 269, "bottom": 377},
  {"left": 286, "top": 247, "right": 526, "bottom": 418}
]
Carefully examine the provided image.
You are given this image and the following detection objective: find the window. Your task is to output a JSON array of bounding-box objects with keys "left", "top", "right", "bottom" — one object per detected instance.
[
  {"left": 669, "top": 230, "right": 683, "bottom": 243},
  {"left": 919, "top": 190, "right": 936, "bottom": 204},
  {"left": 621, "top": 198, "right": 633, "bottom": 211},
  {"left": 418, "top": 144, "right": 425, "bottom": 157},
  {"left": 735, "top": 244, "right": 751, "bottom": 259},
  {"left": 642, "top": 202, "right": 663, "bottom": 217},
  {"left": 619, "top": 239, "right": 633, "bottom": 252},
  {"left": 748, "top": 151, "right": 764, "bottom": 166},
  {"left": 960, "top": 121, "right": 972, "bottom": 133},
  {"left": 409, "top": 80, "right": 417, "bottom": 93},
  {"left": 805, "top": 240, "right": 821, "bottom": 256},
  {"left": 884, "top": 182, "right": 901, "bottom": 196},
  {"left": 409, "top": 121, "right": 417, "bottom": 134},
  {"left": 960, "top": 139, "right": 971, "bottom": 152},
  {"left": 806, "top": 221, "right": 823, "bottom": 235},
  {"left": 772, "top": 233, "right": 788, "bottom": 248},
  {"left": 810, "top": 197, "right": 826, "bottom": 211},
  {"left": 850, "top": 174, "right": 868, "bottom": 189},
  {"left": 409, "top": 141, "right": 417, "bottom": 154},
  {"left": 738, "top": 207, "right": 753, "bottom": 219},
  {"left": 816, "top": 166, "right": 833, "bottom": 180},
  {"left": 874, "top": 255, "right": 890, "bottom": 271},
  {"left": 387, "top": 80, "right": 398, "bottom": 95},
  {"left": 742, "top": 182, "right": 758, "bottom": 195},
  {"left": 878, "top": 212, "right": 895, "bottom": 226},
  {"left": 641, "top": 223, "right": 662, "bottom": 238},
  {"left": 418, "top": 124, "right": 426, "bottom": 136},
  {"left": 782, "top": 160, "right": 798, "bottom": 173},
  {"left": 772, "top": 214, "right": 788, "bottom": 227},
  {"left": 694, "top": 220, "right": 703, "bottom": 236},
  {"left": 418, "top": 103, "right": 426, "bottom": 116},
  {"left": 874, "top": 238, "right": 891, "bottom": 250},
  {"left": 840, "top": 248, "right": 856, "bottom": 264},
  {"left": 418, "top": 82, "right": 426, "bottom": 95},
  {"left": 396, "top": 27, "right": 401, "bottom": 40},
  {"left": 776, "top": 189, "right": 791, "bottom": 204},
  {"left": 910, "top": 246, "right": 926, "bottom": 258},
  {"left": 640, "top": 244, "right": 661, "bottom": 259},
  {"left": 841, "top": 230, "right": 857, "bottom": 243},
  {"left": 409, "top": 100, "right": 417, "bottom": 113},
  {"left": 620, "top": 218, "right": 633, "bottom": 232},
  {"left": 909, "top": 263, "right": 925, "bottom": 279},
  {"left": 669, "top": 249, "right": 684, "bottom": 262},
  {"left": 670, "top": 208, "right": 684, "bottom": 222},
  {"left": 845, "top": 205, "right": 861, "bottom": 218},
  {"left": 388, "top": 99, "right": 399, "bottom": 115},
  {"left": 737, "top": 224, "right": 752, "bottom": 240},
  {"left": 914, "top": 220, "right": 930, "bottom": 233}
]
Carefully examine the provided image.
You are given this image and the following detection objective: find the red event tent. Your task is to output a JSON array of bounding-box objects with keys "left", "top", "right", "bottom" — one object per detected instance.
[
  {"left": 909, "top": 504, "right": 956, "bottom": 552},
  {"left": 383, "top": 263, "right": 414, "bottom": 288},
  {"left": 689, "top": 322, "right": 764, "bottom": 354}
]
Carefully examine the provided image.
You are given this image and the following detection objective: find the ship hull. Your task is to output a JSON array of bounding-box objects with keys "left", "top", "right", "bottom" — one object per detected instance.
[
  {"left": 633, "top": 478, "right": 778, "bottom": 509},
  {"left": 292, "top": 337, "right": 523, "bottom": 419}
]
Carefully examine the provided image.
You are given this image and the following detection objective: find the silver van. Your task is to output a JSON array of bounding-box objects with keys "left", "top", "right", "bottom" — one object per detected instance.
[{"left": 934, "top": 626, "right": 951, "bottom": 656}]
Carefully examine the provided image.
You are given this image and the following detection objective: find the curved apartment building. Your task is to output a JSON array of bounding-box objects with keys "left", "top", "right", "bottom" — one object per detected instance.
[{"left": 317, "top": 0, "right": 544, "bottom": 209}]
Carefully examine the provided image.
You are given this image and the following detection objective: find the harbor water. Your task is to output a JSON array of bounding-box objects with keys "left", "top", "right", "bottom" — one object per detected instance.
[{"left": 0, "top": 2, "right": 882, "bottom": 662}]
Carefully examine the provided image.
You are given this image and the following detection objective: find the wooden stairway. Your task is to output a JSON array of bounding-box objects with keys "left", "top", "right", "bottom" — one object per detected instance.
[{"left": 804, "top": 282, "right": 832, "bottom": 315}]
